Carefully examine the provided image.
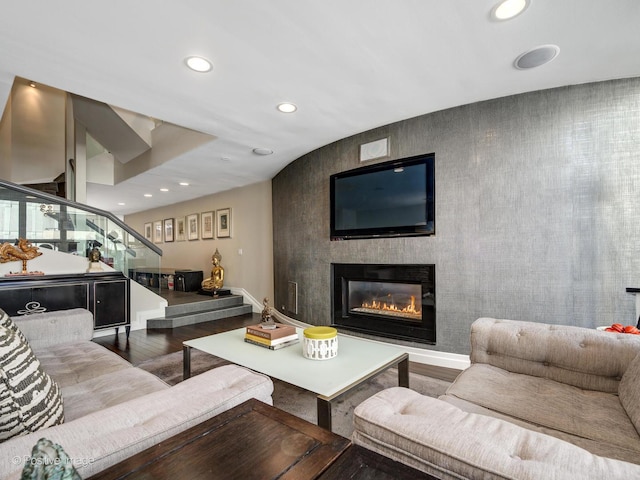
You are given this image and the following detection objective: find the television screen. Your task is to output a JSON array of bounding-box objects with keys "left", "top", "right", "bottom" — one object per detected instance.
[{"left": 330, "top": 153, "right": 434, "bottom": 240}]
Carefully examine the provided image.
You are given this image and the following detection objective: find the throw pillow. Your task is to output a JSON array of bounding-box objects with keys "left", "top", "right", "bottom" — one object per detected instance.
[
  {"left": 0, "top": 325, "right": 64, "bottom": 443},
  {"left": 20, "top": 437, "right": 82, "bottom": 480},
  {"left": 0, "top": 307, "right": 29, "bottom": 345}
]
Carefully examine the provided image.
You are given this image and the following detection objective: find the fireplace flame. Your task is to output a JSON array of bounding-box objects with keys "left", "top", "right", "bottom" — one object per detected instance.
[{"left": 360, "top": 295, "right": 421, "bottom": 319}]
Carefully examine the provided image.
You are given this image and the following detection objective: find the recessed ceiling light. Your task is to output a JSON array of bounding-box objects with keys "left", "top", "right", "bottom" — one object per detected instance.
[
  {"left": 118, "top": 202, "right": 126, "bottom": 206},
  {"left": 252, "top": 148, "right": 273, "bottom": 156},
  {"left": 144, "top": 194, "right": 153, "bottom": 198},
  {"left": 184, "top": 56, "right": 212, "bottom": 73},
  {"left": 277, "top": 102, "right": 297, "bottom": 113},
  {"left": 28, "top": 81, "right": 36, "bottom": 88},
  {"left": 491, "top": 0, "right": 529, "bottom": 20},
  {"left": 160, "top": 188, "right": 169, "bottom": 192},
  {"left": 179, "top": 182, "right": 190, "bottom": 186},
  {"left": 514, "top": 44, "right": 560, "bottom": 69}
]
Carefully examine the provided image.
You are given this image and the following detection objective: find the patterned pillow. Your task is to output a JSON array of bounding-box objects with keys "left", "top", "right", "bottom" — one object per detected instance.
[
  {"left": 0, "top": 325, "right": 64, "bottom": 443},
  {"left": 0, "top": 308, "right": 28, "bottom": 345}
]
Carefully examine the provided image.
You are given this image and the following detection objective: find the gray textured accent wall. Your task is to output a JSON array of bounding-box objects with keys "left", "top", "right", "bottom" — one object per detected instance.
[{"left": 272, "top": 78, "right": 640, "bottom": 355}]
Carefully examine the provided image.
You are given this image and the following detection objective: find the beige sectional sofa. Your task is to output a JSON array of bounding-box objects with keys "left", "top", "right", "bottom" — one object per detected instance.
[
  {"left": 353, "top": 317, "right": 640, "bottom": 479},
  {"left": 0, "top": 308, "right": 273, "bottom": 479}
]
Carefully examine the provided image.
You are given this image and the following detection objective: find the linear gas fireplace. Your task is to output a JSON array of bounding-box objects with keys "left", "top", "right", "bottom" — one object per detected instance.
[{"left": 331, "top": 263, "right": 435, "bottom": 344}]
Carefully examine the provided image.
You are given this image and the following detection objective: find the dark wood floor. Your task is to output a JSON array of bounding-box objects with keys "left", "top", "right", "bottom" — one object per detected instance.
[
  {"left": 93, "top": 313, "right": 461, "bottom": 381},
  {"left": 92, "top": 313, "right": 260, "bottom": 365}
]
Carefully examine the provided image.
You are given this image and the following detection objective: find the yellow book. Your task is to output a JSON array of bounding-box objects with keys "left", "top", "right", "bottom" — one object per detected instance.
[{"left": 245, "top": 332, "right": 298, "bottom": 346}]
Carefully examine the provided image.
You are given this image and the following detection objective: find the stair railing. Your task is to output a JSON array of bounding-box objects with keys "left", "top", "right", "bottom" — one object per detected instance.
[{"left": 0, "top": 178, "right": 161, "bottom": 279}]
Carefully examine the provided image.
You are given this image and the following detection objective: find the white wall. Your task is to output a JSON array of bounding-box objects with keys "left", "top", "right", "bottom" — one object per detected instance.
[
  {"left": 0, "top": 248, "right": 89, "bottom": 276},
  {"left": 125, "top": 180, "right": 274, "bottom": 303},
  {"left": 0, "top": 78, "right": 66, "bottom": 183}
]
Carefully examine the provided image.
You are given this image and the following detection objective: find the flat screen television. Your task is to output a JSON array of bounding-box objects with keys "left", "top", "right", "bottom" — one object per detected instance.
[{"left": 330, "top": 153, "right": 435, "bottom": 240}]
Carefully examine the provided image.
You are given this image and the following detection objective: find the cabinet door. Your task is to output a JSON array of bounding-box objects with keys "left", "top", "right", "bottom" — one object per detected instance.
[
  {"left": 94, "top": 280, "right": 128, "bottom": 329},
  {"left": 32, "top": 284, "right": 89, "bottom": 313},
  {"left": 0, "top": 284, "right": 88, "bottom": 316},
  {"left": 0, "top": 288, "right": 33, "bottom": 316}
]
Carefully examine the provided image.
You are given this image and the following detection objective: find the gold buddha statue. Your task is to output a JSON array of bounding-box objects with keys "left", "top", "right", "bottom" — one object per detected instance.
[{"left": 201, "top": 248, "right": 224, "bottom": 291}]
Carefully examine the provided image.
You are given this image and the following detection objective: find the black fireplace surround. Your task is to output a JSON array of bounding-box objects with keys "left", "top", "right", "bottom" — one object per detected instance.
[{"left": 331, "top": 263, "right": 435, "bottom": 344}]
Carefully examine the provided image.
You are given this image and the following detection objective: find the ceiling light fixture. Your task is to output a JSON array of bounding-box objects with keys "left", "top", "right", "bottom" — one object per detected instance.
[
  {"left": 118, "top": 202, "right": 126, "bottom": 206},
  {"left": 491, "top": 0, "right": 529, "bottom": 20},
  {"left": 252, "top": 148, "right": 273, "bottom": 156},
  {"left": 184, "top": 56, "right": 213, "bottom": 73},
  {"left": 179, "top": 182, "right": 190, "bottom": 186},
  {"left": 514, "top": 44, "right": 560, "bottom": 69},
  {"left": 277, "top": 102, "right": 297, "bottom": 113},
  {"left": 28, "top": 81, "right": 36, "bottom": 88},
  {"left": 144, "top": 194, "right": 153, "bottom": 198},
  {"left": 160, "top": 188, "right": 169, "bottom": 192}
]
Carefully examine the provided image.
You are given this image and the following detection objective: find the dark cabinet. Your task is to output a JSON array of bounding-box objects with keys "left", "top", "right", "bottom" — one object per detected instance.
[
  {"left": 0, "top": 272, "right": 130, "bottom": 333},
  {"left": 93, "top": 279, "right": 127, "bottom": 329}
]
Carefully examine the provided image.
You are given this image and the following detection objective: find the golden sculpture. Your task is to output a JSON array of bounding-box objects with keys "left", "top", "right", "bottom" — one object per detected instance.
[
  {"left": 201, "top": 248, "right": 224, "bottom": 291},
  {"left": 0, "top": 238, "right": 42, "bottom": 274}
]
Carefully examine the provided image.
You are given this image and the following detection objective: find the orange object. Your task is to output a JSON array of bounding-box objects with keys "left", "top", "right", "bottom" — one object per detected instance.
[{"left": 611, "top": 323, "right": 624, "bottom": 332}]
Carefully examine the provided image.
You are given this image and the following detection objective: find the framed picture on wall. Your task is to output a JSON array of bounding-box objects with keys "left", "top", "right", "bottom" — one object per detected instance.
[
  {"left": 187, "top": 213, "right": 199, "bottom": 241},
  {"left": 144, "top": 222, "right": 152, "bottom": 241},
  {"left": 175, "top": 217, "right": 186, "bottom": 242},
  {"left": 201, "top": 211, "right": 214, "bottom": 239},
  {"left": 216, "top": 208, "right": 231, "bottom": 238},
  {"left": 164, "top": 218, "right": 174, "bottom": 242},
  {"left": 153, "top": 220, "right": 163, "bottom": 243}
]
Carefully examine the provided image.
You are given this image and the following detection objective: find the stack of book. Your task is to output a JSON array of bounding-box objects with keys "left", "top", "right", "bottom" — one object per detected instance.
[{"left": 244, "top": 323, "right": 299, "bottom": 350}]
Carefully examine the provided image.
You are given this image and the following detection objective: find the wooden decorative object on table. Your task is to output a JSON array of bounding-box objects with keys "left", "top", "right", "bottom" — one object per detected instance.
[{"left": 0, "top": 238, "right": 43, "bottom": 275}]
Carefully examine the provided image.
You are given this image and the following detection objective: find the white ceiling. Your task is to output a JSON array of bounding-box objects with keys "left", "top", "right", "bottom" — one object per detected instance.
[{"left": 1, "top": 0, "right": 639, "bottom": 216}]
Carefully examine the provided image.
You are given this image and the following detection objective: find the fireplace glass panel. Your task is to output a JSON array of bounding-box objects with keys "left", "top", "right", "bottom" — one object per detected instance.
[{"left": 348, "top": 280, "right": 422, "bottom": 323}]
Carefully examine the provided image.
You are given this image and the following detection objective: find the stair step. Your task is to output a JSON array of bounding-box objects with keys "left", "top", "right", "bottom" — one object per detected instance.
[
  {"left": 147, "top": 303, "right": 252, "bottom": 329},
  {"left": 164, "top": 294, "right": 243, "bottom": 316}
]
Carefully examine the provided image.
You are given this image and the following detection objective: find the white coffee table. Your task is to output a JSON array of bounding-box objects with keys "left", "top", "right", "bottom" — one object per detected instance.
[{"left": 183, "top": 327, "right": 409, "bottom": 431}]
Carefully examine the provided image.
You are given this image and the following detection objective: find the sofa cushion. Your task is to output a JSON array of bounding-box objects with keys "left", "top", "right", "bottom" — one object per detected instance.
[
  {"left": 61, "top": 367, "right": 169, "bottom": 421},
  {"left": 440, "top": 394, "right": 640, "bottom": 463},
  {"left": 0, "top": 325, "right": 64, "bottom": 442},
  {"left": 445, "top": 363, "right": 640, "bottom": 455},
  {"left": 353, "top": 387, "right": 640, "bottom": 480},
  {"left": 34, "top": 341, "right": 134, "bottom": 389},
  {"left": 619, "top": 352, "right": 640, "bottom": 436},
  {"left": 14, "top": 309, "right": 94, "bottom": 351}
]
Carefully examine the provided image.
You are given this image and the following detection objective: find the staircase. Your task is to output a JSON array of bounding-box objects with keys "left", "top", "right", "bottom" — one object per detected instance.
[{"left": 146, "top": 294, "right": 253, "bottom": 329}]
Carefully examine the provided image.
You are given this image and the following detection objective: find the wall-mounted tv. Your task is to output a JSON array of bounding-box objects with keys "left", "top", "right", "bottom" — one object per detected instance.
[{"left": 330, "top": 153, "right": 435, "bottom": 240}]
